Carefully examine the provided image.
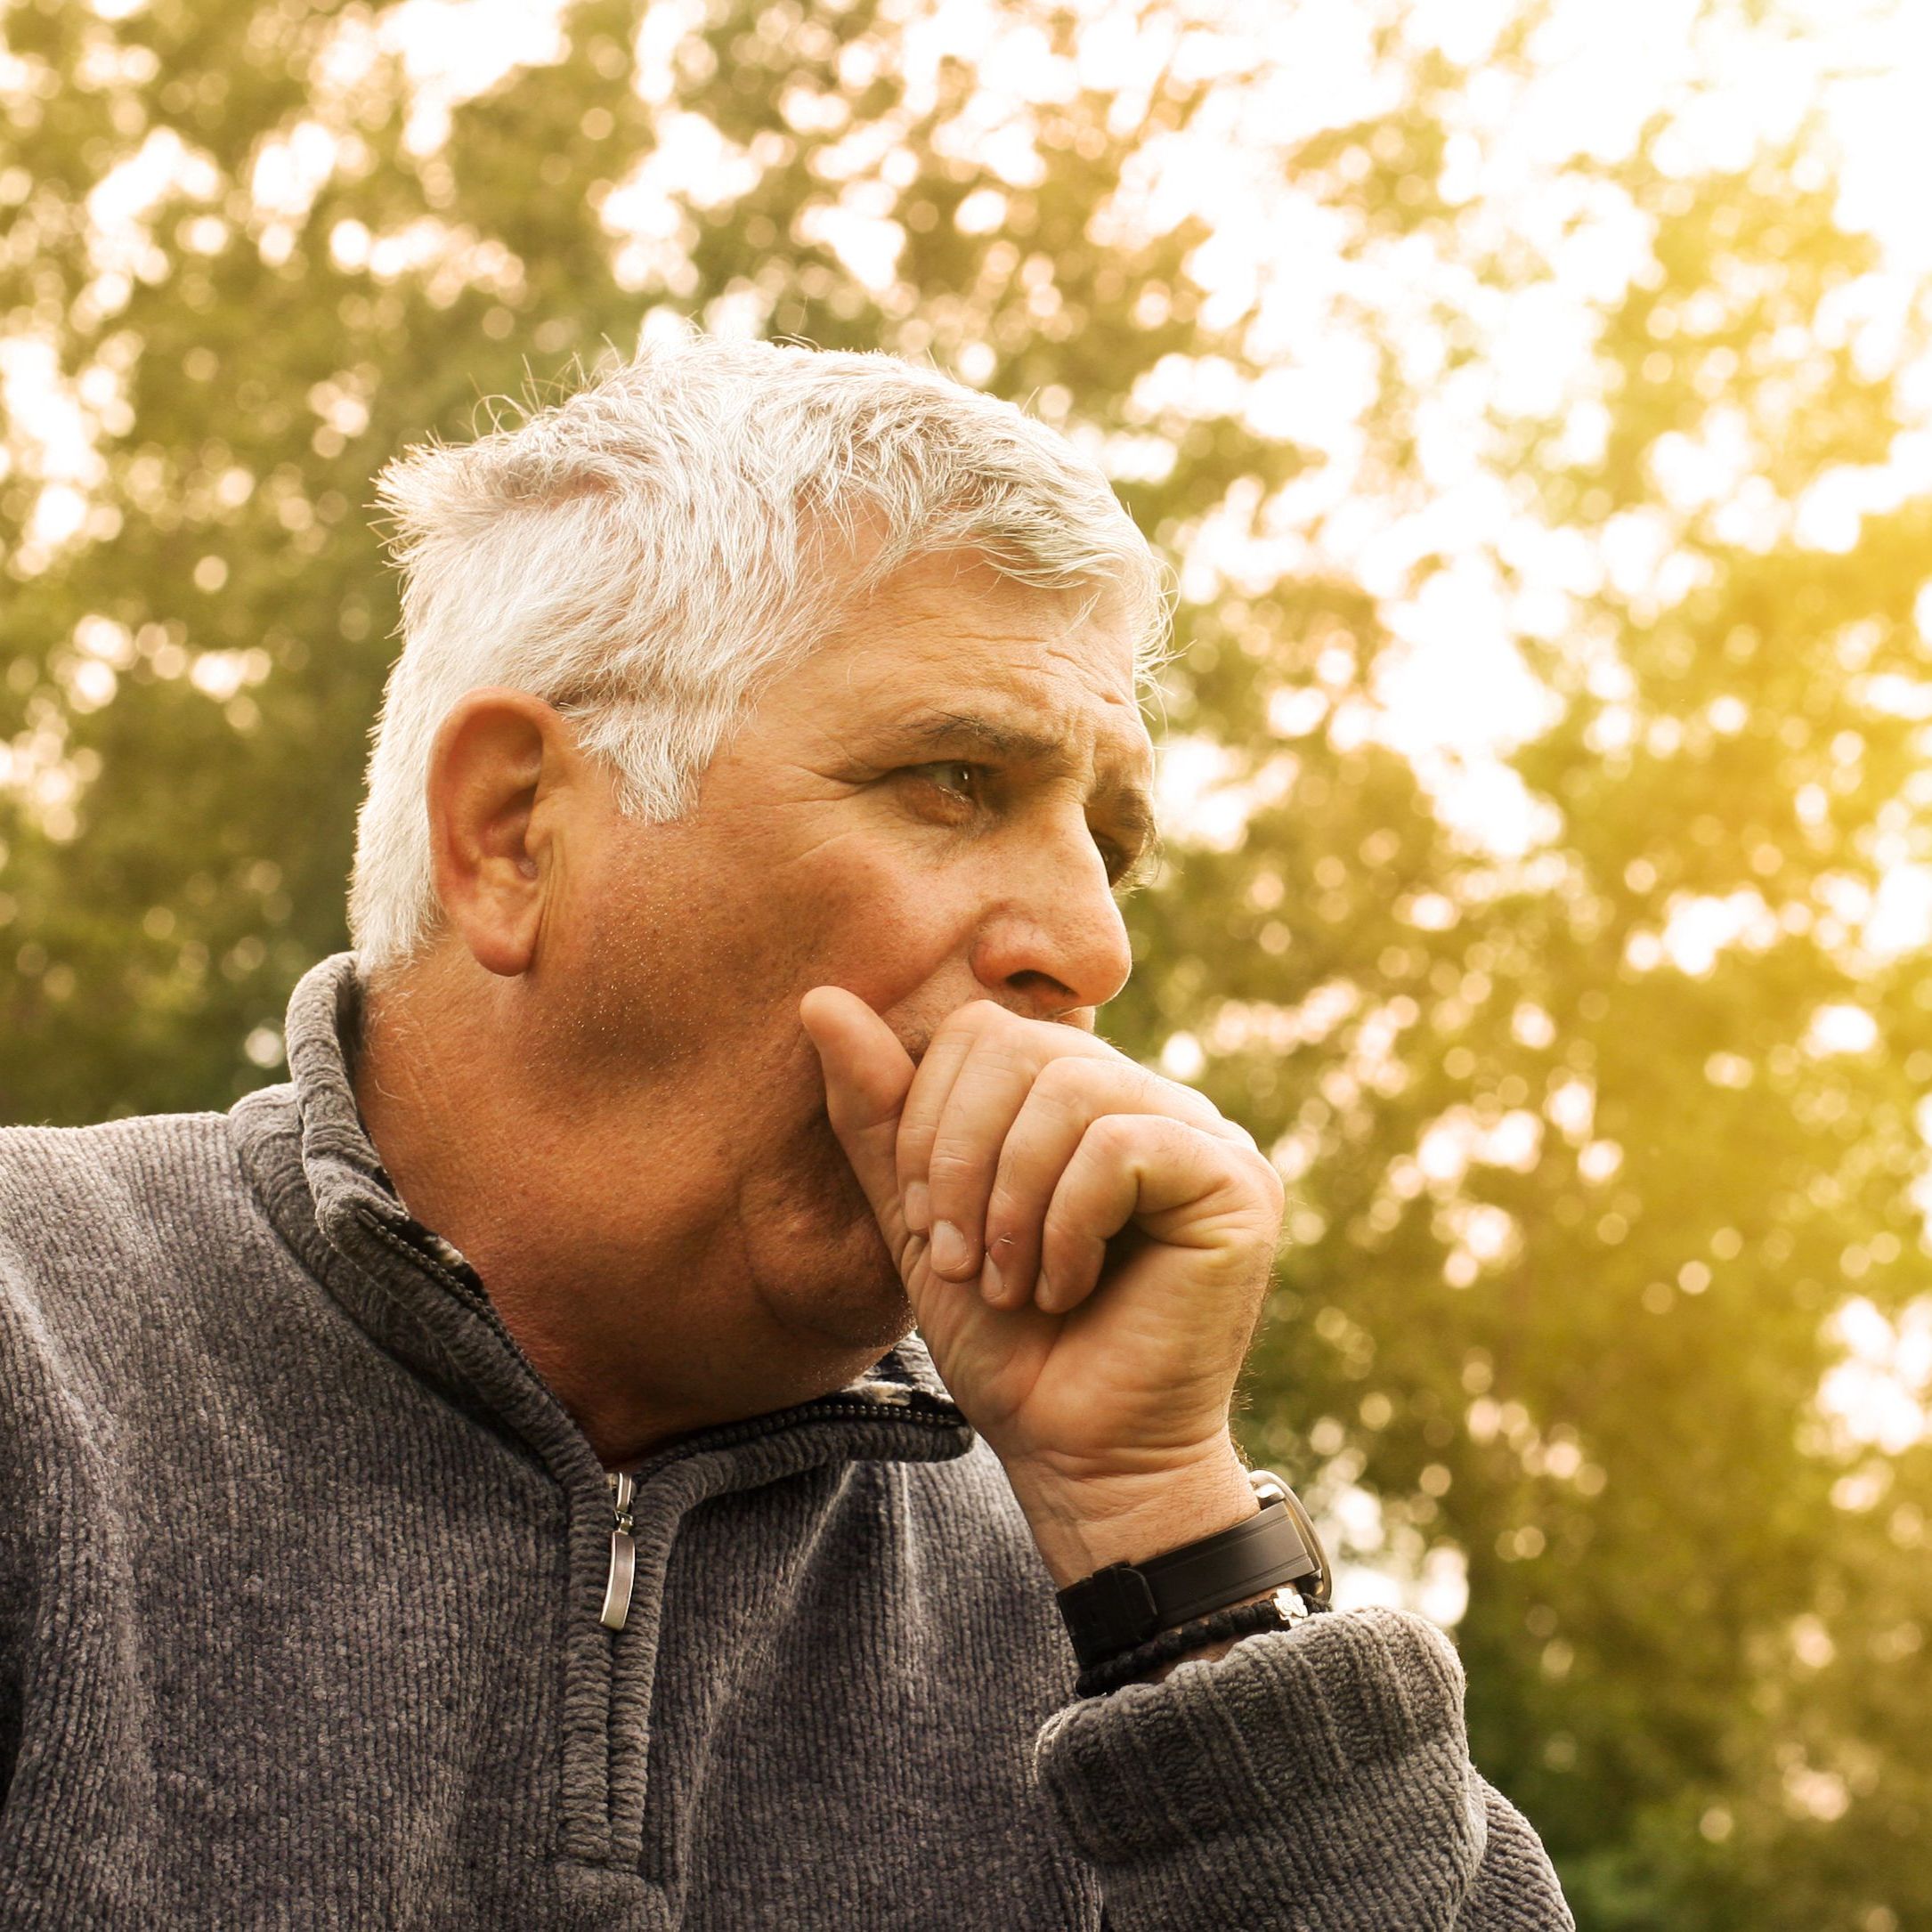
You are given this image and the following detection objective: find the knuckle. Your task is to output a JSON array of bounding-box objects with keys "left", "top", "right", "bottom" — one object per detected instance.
[
  {"left": 926, "top": 1010, "right": 980, "bottom": 1058},
  {"left": 989, "top": 1163, "right": 1046, "bottom": 1228},
  {"left": 986, "top": 1142, "right": 1030, "bottom": 1202},
  {"left": 956, "top": 998, "right": 1012, "bottom": 1039},
  {"left": 1088, "top": 1110, "right": 1145, "bottom": 1155},
  {"left": 979, "top": 1043, "right": 1040, "bottom": 1087},
  {"left": 991, "top": 1137, "right": 1047, "bottom": 1200},
  {"left": 926, "top": 1142, "right": 986, "bottom": 1185},
  {"left": 1034, "top": 1055, "right": 1093, "bottom": 1104}
]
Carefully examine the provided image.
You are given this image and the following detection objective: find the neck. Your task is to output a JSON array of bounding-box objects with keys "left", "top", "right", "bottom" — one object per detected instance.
[{"left": 349, "top": 952, "right": 891, "bottom": 1467}]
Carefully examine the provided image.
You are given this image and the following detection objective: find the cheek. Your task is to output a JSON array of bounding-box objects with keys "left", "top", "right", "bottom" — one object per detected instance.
[
  {"left": 578, "top": 809, "right": 975, "bottom": 1050},
  {"left": 778, "top": 838, "right": 969, "bottom": 1011}
]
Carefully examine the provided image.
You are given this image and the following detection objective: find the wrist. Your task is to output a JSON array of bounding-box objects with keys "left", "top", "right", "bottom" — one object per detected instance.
[
  {"left": 1048, "top": 1462, "right": 1334, "bottom": 1689},
  {"left": 1005, "top": 1441, "right": 1259, "bottom": 1590}
]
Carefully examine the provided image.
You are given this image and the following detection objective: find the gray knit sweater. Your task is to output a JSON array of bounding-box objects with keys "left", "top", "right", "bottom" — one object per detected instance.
[{"left": 0, "top": 952, "right": 1572, "bottom": 1929}]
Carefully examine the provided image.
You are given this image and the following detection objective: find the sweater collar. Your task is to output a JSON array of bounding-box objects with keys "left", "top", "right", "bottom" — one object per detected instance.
[{"left": 228, "top": 950, "right": 965, "bottom": 1467}]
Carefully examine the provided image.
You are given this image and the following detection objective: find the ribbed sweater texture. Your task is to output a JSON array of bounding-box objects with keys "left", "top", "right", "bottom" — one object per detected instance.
[{"left": 0, "top": 951, "right": 1574, "bottom": 1928}]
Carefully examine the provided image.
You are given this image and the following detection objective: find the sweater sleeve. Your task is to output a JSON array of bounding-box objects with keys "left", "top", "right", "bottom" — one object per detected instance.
[{"left": 1031, "top": 1606, "right": 1574, "bottom": 1932}]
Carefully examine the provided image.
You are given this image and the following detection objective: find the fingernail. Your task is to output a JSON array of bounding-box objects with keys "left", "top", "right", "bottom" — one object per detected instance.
[
  {"left": 903, "top": 1180, "right": 930, "bottom": 1234},
  {"left": 1035, "top": 1272, "right": 1054, "bottom": 1313},
  {"left": 930, "top": 1219, "right": 973, "bottom": 1278},
  {"left": 980, "top": 1254, "right": 1003, "bottom": 1304}
]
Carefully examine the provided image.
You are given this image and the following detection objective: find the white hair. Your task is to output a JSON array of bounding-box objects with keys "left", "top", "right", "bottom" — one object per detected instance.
[{"left": 345, "top": 329, "right": 1169, "bottom": 977}]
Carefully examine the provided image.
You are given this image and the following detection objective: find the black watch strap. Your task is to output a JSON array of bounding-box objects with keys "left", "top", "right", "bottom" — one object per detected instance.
[{"left": 1055, "top": 1468, "right": 1331, "bottom": 1671}]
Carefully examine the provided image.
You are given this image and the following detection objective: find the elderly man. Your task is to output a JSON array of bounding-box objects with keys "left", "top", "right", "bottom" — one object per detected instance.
[{"left": 0, "top": 335, "right": 1571, "bottom": 1928}]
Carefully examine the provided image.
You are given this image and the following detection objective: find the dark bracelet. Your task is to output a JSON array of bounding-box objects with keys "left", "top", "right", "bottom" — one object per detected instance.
[{"left": 1075, "top": 1594, "right": 1317, "bottom": 1699}]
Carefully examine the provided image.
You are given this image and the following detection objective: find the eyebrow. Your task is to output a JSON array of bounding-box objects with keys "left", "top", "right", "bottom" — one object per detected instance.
[{"left": 895, "top": 708, "right": 1160, "bottom": 861}]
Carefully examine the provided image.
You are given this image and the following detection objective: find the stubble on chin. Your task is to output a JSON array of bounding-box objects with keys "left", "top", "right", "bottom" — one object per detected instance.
[{"left": 742, "top": 1108, "right": 913, "bottom": 1355}]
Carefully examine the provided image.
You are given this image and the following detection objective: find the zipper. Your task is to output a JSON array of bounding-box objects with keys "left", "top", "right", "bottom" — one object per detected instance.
[
  {"left": 595, "top": 1396, "right": 962, "bottom": 1633},
  {"left": 600, "top": 1472, "right": 637, "bottom": 1629}
]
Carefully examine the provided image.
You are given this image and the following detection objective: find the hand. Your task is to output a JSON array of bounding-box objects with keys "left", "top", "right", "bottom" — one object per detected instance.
[{"left": 799, "top": 991, "right": 1286, "bottom": 1585}]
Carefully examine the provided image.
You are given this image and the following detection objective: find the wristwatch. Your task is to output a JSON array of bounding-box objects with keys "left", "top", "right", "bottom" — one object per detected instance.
[{"left": 1055, "top": 1466, "right": 1333, "bottom": 1672}]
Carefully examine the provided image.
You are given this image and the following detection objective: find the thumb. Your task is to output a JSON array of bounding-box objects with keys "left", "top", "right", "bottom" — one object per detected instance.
[{"left": 800, "top": 986, "right": 915, "bottom": 1233}]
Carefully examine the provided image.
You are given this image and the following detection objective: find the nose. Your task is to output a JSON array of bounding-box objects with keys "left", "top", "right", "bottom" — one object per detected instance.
[{"left": 968, "top": 816, "right": 1134, "bottom": 1025}]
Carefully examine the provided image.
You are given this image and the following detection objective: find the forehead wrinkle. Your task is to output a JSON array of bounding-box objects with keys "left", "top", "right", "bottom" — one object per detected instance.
[{"left": 901, "top": 710, "right": 1070, "bottom": 767}]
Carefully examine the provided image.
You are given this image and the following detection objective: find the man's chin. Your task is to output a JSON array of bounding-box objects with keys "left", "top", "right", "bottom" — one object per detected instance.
[
  {"left": 740, "top": 1117, "right": 916, "bottom": 1350},
  {"left": 789, "top": 1237, "right": 913, "bottom": 1355},
  {"left": 743, "top": 1194, "right": 912, "bottom": 1355},
  {"left": 749, "top": 1280, "right": 911, "bottom": 1365}
]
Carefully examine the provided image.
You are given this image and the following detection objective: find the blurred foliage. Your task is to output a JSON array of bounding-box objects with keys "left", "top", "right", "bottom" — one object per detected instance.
[{"left": 4, "top": 0, "right": 1931, "bottom": 1924}]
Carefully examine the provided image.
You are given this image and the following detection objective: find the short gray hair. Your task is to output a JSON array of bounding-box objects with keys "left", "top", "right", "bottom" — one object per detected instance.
[{"left": 346, "top": 329, "right": 1168, "bottom": 976}]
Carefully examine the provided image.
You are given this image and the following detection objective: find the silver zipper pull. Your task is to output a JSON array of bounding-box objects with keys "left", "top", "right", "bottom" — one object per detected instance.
[{"left": 599, "top": 1471, "right": 637, "bottom": 1631}]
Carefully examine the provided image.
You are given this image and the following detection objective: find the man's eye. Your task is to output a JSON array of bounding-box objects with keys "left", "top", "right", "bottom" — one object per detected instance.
[
  {"left": 1101, "top": 841, "right": 1151, "bottom": 892},
  {"left": 913, "top": 762, "right": 983, "bottom": 800}
]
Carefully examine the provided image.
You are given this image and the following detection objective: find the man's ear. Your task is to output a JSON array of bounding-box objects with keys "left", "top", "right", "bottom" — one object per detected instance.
[{"left": 425, "top": 686, "right": 574, "bottom": 978}]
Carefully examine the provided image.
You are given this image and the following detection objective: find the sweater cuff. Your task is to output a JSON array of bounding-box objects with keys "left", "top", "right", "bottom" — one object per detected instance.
[{"left": 1033, "top": 1608, "right": 1490, "bottom": 1931}]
